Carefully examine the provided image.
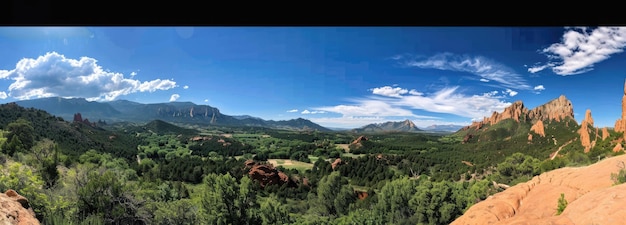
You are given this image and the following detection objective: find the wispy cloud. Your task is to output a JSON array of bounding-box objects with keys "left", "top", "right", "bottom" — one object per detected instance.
[
  {"left": 169, "top": 94, "right": 180, "bottom": 102},
  {"left": 0, "top": 52, "right": 177, "bottom": 101},
  {"left": 530, "top": 27, "right": 626, "bottom": 75},
  {"left": 204, "top": 99, "right": 209, "bottom": 103},
  {"left": 301, "top": 110, "right": 326, "bottom": 114},
  {"left": 400, "top": 52, "right": 531, "bottom": 90},
  {"left": 130, "top": 71, "right": 137, "bottom": 77},
  {"left": 307, "top": 85, "right": 516, "bottom": 129},
  {"left": 183, "top": 85, "right": 189, "bottom": 89},
  {"left": 370, "top": 86, "right": 408, "bottom": 98},
  {"left": 480, "top": 78, "right": 490, "bottom": 82},
  {"left": 286, "top": 109, "right": 298, "bottom": 113}
]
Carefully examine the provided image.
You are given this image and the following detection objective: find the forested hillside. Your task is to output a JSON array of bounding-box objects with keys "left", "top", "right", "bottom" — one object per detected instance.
[{"left": 0, "top": 102, "right": 623, "bottom": 225}]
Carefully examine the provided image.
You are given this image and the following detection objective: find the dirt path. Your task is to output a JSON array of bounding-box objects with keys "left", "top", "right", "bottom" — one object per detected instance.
[{"left": 550, "top": 138, "right": 577, "bottom": 160}]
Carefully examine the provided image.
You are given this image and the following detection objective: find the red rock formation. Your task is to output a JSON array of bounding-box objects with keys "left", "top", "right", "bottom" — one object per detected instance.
[
  {"left": 331, "top": 158, "right": 344, "bottom": 170},
  {"left": 245, "top": 161, "right": 296, "bottom": 188},
  {"left": 355, "top": 190, "right": 368, "bottom": 200},
  {"left": 613, "top": 143, "right": 623, "bottom": 152},
  {"left": 463, "top": 95, "right": 575, "bottom": 131},
  {"left": 462, "top": 134, "right": 473, "bottom": 144},
  {"left": 451, "top": 154, "right": 626, "bottom": 225},
  {"left": 530, "top": 120, "right": 545, "bottom": 137},
  {"left": 578, "top": 109, "right": 594, "bottom": 153},
  {"left": 351, "top": 136, "right": 368, "bottom": 145},
  {"left": 1, "top": 189, "right": 40, "bottom": 225},
  {"left": 73, "top": 113, "right": 83, "bottom": 122},
  {"left": 602, "top": 127, "right": 609, "bottom": 141}
]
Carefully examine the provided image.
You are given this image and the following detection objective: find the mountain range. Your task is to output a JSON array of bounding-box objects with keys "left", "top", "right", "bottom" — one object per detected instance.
[
  {"left": 14, "top": 97, "right": 331, "bottom": 132},
  {"left": 14, "top": 97, "right": 468, "bottom": 133}
]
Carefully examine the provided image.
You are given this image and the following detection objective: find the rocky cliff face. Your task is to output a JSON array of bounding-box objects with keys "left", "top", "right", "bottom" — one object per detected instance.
[
  {"left": 464, "top": 95, "right": 575, "bottom": 131},
  {"left": 451, "top": 154, "right": 626, "bottom": 225},
  {"left": 0, "top": 189, "right": 40, "bottom": 225}
]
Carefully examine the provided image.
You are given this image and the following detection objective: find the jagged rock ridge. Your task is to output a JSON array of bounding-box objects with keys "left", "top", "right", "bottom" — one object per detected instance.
[{"left": 464, "top": 95, "right": 575, "bottom": 131}]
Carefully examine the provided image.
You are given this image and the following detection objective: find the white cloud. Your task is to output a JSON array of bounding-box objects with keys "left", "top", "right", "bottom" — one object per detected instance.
[
  {"left": 409, "top": 89, "right": 423, "bottom": 96},
  {"left": 301, "top": 110, "right": 326, "bottom": 114},
  {"left": 0, "top": 92, "right": 6, "bottom": 99},
  {"left": 402, "top": 53, "right": 531, "bottom": 90},
  {"left": 169, "top": 94, "right": 180, "bottom": 102},
  {"left": 287, "top": 109, "right": 298, "bottom": 113},
  {"left": 204, "top": 99, "right": 209, "bottom": 103},
  {"left": 504, "top": 89, "right": 518, "bottom": 97},
  {"left": 534, "top": 85, "right": 545, "bottom": 91},
  {"left": 480, "top": 78, "right": 490, "bottom": 82},
  {"left": 307, "top": 85, "right": 514, "bottom": 129},
  {"left": 392, "top": 86, "right": 512, "bottom": 119},
  {"left": 0, "top": 52, "right": 177, "bottom": 101},
  {"left": 370, "top": 86, "right": 409, "bottom": 98},
  {"left": 309, "top": 116, "right": 471, "bottom": 129},
  {"left": 183, "top": 85, "right": 189, "bottom": 89},
  {"left": 314, "top": 99, "right": 433, "bottom": 118},
  {"left": 130, "top": 71, "right": 137, "bottom": 77},
  {"left": 530, "top": 27, "right": 626, "bottom": 75}
]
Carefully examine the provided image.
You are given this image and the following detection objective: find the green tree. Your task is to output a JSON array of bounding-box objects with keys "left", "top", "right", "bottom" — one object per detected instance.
[
  {"left": 556, "top": 193, "right": 567, "bottom": 215},
  {"left": 5, "top": 118, "right": 34, "bottom": 152},
  {"left": 153, "top": 199, "right": 200, "bottom": 225},
  {"left": 310, "top": 171, "right": 356, "bottom": 217},
  {"left": 259, "top": 195, "right": 291, "bottom": 225}
]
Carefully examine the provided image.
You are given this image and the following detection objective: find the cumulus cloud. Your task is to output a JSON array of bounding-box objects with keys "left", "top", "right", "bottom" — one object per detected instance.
[
  {"left": 530, "top": 27, "right": 626, "bottom": 75},
  {"left": 287, "top": 109, "right": 298, "bottom": 113},
  {"left": 301, "top": 110, "right": 326, "bottom": 114},
  {"left": 504, "top": 89, "right": 518, "bottom": 97},
  {"left": 534, "top": 85, "right": 545, "bottom": 91},
  {"left": 401, "top": 53, "right": 531, "bottom": 90},
  {"left": 0, "top": 92, "right": 6, "bottom": 99},
  {"left": 370, "top": 86, "right": 409, "bottom": 98},
  {"left": 480, "top": 78, "right": 490, "bottom": 82},
  {"left": 169, "top": 94, "right": 180, "bottom": 102},
  {"left": 130, "top": 72, "right": 137, "bottom": 77},
  {"left": 309, "top": 116, "right": 471, "bottom": 129},
  {"left": 0, "top": 52, "right": 177, "bottom": 101},
  {"left": 183, "top": 85, "right": 189, "bottom": 89}
]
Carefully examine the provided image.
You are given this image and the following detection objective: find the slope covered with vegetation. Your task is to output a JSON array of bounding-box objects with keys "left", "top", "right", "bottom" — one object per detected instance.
[{"left": 0, "top": 102, "right": 622, "bottom": 225}]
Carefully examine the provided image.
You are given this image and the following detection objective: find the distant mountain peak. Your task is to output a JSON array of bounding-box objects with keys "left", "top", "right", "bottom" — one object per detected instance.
[{"left": 352, "top": 119, "right": 422, "bottom": 133}]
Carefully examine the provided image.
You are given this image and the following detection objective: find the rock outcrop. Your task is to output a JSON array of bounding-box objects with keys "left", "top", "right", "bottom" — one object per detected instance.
[
  {"left": 331, "top": 158, "right": 344, "bottom": 170},
  {"left": 450, "top": 154, "right": 626, "bottom": 225},
  {"left": 578, "top": 109, "right": 594, "bottom": 153},
  {"left": 613, "top": 143, "right": 623, "bottom": 152},
  {"left": 0, "top": 189, "right": 40, "bottom": 225},
  {"left": 245, "top": 160, "right": 296, "bottom": 188},
  {"left": 464, "top": 95, "right": 575, "bottom": 131},
  {"left": 530, "top": 120, "right": 545, "bottom": 137},
  {"left": 602, "top": 127, "right": 610, "bottom": 140}
]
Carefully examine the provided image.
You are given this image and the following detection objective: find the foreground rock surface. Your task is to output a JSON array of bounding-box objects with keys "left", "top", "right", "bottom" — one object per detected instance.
[
  {"left": 0, "top": 189, "right": 40, "bottom": 225},
  {"left": 451, "top": 154, "right": 626, "bottom": 225}
]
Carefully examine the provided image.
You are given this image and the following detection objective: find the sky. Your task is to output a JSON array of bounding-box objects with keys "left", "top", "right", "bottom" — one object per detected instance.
[{"left": 0, "top": 27, "right": 625, "bottom": 129}]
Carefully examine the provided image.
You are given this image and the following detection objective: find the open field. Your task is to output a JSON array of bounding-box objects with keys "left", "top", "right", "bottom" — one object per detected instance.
[
  {"left": 342, "top": 153, "right": 366, "bottom": 158},
  {"left": 336, "top": 144, "right": 350, "bottom": 152},
  {"left": 268, "top": 159, "right": 314, "bottom": 171}
]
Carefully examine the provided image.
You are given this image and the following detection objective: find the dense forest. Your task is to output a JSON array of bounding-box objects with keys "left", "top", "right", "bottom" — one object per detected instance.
[{"left": 0, "top": 102, "right": 624, "bottom": 225}]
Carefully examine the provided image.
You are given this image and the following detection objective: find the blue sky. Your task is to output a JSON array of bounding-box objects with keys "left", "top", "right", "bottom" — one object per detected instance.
[{"left": 0, "top": 27, "right": 625, "bottom": 129}]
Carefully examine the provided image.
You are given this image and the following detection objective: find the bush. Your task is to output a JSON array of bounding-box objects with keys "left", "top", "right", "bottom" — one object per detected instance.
[{"left": 556, "top": 193, "right": 567, "bottom": 215}]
